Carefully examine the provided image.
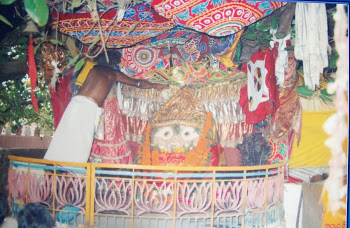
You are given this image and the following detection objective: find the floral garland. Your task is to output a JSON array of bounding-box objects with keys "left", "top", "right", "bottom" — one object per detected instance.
[{"left": 136, "top": 123, "right": 152, "bottom": 165}]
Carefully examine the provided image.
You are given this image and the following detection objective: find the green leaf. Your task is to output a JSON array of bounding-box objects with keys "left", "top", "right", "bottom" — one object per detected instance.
[
  {"left": 296, "top": 86, "right": 313, "bottom": 97},
  {"left": 0, "top": 14, "right": 13, "bottom": 27},
  {"left": 88, "top": 36, "right": 100, "bottom": 51},
  {"left": 67, "top": 53, "right": 82, "bottom": 67},
  {"left": 71, "top": 0, "right": 83, "bottom": 11},
  {"left": 248, "top": 24, "right": 255, "bottom": 32},
  {"left": 328, "top": 51, "right": 339, "bottom": 69},
  {"left": 1, "top": 0, "right": 16, "bottom": 5},
  {"left": 271, "top": 16, "right": 278, "bottom": 30},
  {"left": 260, "top": 25, "right": 271, "bottom": 32},
  {"left": 34, "top": 41, "right": 44, "bottom": 54},
  {"left": 275, "top": 32, "right": 285, "bottom": 39},
  {"left": 319, "top": 94, "right": 334, "bottom": 102},
  {"left": 257, "top": 36, "right": 270, "bottom": 48},
  {"left": 258, "top": 43, "right": 266, "bottom": 52},
  {"left": 284, "top": 46, "right": 294, "bottom": 51},
  {"left": 256, "top": 20, "right": 264, "bottom": 29},
  {"left": 320, "top": 88, "right": 335, "bottom": 96},
  {"left": 326, "top": 78, "right": 335, "bottom": 83},
  {"left": 18, "top": 37, "right": 29, "bottom": 44},
  {"left": 49, "top": 39, "right": 64, "bottom": 45},
  {"left": 245, "top": 31, "right": 257, "bottom": 40},
  {"left": 24, "top": 0, "right": 49, "bottom": 26},
  {"left": 260, "top": 31, "right": 270, "bottom": 39},
  {"left": 74, "top": 58, "right": 85, "bottom": 73}
]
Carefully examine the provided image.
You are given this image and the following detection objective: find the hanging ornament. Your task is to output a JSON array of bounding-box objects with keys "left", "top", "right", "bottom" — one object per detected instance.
[
  {"left": 40, "top": 41, "right": 66, "bottom": 84},
  {"left": 26, "top": 35, "right": 39, "bottom": 113}
]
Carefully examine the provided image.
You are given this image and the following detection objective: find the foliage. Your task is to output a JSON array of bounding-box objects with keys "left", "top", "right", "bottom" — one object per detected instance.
[
  {"left": 0, "top": 21, "right": 54, "bottom": 134},
  {"left": 24, "top": 0, "right": 49, "bottom": 26},
  {"left": 1, "top": 0, "right": 48, "bottom": 27},
  {"left": 0, "top": 24, "right": 28, "bottom": 65},
  {"left": 243, "top": 15, "right": 278, "bottom": 52},
  {"left": 0, "top": 74, "right": 54, "bottom": 133},
  {"left": 236, "top": 133, "right": 272, "bottom": 166}
]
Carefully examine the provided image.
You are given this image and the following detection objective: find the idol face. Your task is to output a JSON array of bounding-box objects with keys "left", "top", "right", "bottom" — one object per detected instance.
[{"left": 152, "top": 125, "right": 201, "bottom": 151}]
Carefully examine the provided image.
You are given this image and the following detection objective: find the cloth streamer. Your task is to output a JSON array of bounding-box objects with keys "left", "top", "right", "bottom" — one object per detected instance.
[
  {"left": 294, "top": 3, "right": 328, "bottom": 91},
  {"left": 27, "top": 36, "right": 39, "bottom": 113}
]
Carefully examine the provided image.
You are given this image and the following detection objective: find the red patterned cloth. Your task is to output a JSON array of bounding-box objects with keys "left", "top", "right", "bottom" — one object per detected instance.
[
  {"left": 268, "top": 139, "right": 287, "bottom": 165},
  {"left": 50, "top": 5, "right": 175, "bottom": 48},
  {"left": 90, "top": 97, "right": 132, "bottom": 164},
  {"left": 239, "top": 46, "right": 280, "bottom": 124},
  {"left": 49, "top": 69, "right": 73, "bottom": 129},
  {"left": 152, "top": 0, "right": 286, "bottom": 36},
  {"left": 120, "top": 45, "right": 171, "bottom": 79}
]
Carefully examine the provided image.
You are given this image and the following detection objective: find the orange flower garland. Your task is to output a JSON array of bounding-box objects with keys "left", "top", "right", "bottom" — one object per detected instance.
[
  {"left": 183, "top": 112, "right": 213, "bottom": 166},
  {"left": 136, "top": 123, "right": 152, "bottom": 165}
]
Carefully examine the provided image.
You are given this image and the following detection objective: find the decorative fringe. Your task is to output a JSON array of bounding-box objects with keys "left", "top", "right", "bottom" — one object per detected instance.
[
  {"left": 217, "top": 122, "right": 254, "bottom": 148},
  {"left": 195, "top": 78, "right": 247, "bottom": 124},
  {"left": 118, "top": 76, "right": 247, "bottom": 125},
  {"left": 118, "top": 83, "right": 170, "bottom": 120},
  {"left": 122, "top": 115, "right": 148, "bottom": 143}
]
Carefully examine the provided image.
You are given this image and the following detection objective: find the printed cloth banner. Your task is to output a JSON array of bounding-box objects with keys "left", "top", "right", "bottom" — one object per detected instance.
[{"left": 152, "top": 0, "right": 286, "bottom": 36}]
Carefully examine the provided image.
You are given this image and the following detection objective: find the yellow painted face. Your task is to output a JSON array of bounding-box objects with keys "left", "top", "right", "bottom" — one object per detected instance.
[{"left": 151, "top": 125, "right": 201, "bottom": 151}]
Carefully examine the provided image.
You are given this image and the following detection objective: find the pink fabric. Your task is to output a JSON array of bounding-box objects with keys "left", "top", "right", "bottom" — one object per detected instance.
[{"left": 90, "top": 97, "right": 132, "bottom": 164}]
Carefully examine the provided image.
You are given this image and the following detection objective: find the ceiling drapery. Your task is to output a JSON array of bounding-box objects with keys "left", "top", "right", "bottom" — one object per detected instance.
[{"left": 49, "top": 0, "right": 286, "bottom": 48}]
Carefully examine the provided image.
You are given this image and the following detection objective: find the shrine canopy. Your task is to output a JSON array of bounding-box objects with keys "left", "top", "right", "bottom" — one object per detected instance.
[{"left": 49, "top": 0, "right": 286, "bottom": 48}]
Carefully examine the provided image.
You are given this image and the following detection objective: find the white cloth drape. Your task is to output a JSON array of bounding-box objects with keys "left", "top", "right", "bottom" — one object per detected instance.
[
  {"left": 273, "top": 34, "right": 291, "bottom": 87},
  {"left": 44, "top": 95, "right": 102, "bottom": 163},
  {"left": 294, "top": 3, "right": 328, "bottom": 91}
]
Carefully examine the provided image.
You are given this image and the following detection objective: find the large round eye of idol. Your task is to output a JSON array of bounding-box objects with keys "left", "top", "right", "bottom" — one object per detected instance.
[
  {"left": 180, "top": 126, "right": 200, "bottom": 141},
  {"left": 154, "top": 126, "right": 174, "bottom": 141}
]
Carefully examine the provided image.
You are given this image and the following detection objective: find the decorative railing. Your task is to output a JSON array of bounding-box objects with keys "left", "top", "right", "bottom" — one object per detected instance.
[{"left": 8, "top": 155, "right": 285, "bottom": 228}]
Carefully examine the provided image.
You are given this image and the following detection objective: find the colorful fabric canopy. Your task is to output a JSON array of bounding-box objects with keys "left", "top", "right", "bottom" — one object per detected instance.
[
  {"left": 151, "top": 0, "right": 286, "bottom": 36},
  {"left": 50, "top": 1, "right": 286, "bottom": 47},
  {"left": 141, "top": 26, "right": 200, "bottom": 48},
  {"left": 50, "top": 5, "right": 175, "bottom": 48},
  {"left": 120, "top": 45, "right": 171, "bottom": 78},
  {"left": 119, "top": 29, "right": 243, "bottom": 79}
]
